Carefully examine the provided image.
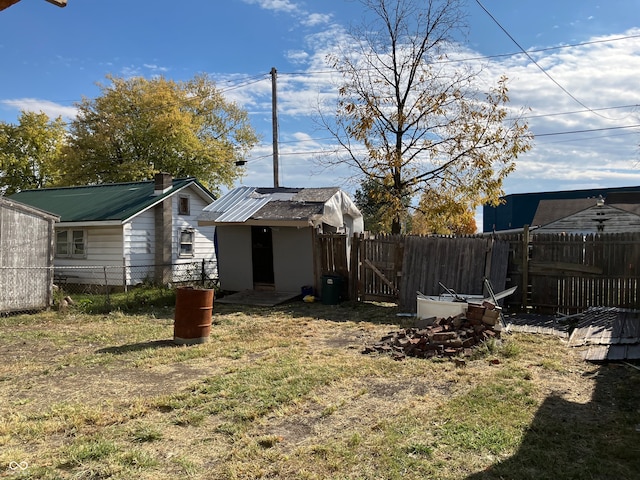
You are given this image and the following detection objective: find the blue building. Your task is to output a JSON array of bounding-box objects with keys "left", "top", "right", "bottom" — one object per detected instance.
[{"left": 483, "top": 185, "right": 640, "bottom": 232}]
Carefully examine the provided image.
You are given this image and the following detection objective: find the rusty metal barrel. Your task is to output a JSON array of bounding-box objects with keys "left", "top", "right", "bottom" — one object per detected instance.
[{"left": 173, "top": 287, "right": 214, "bottom": 345}]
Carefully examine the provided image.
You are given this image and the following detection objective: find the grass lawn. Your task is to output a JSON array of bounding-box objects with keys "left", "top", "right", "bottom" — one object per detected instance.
[{"left": 1, "top": 294, "right": 639, "bottom": 479}]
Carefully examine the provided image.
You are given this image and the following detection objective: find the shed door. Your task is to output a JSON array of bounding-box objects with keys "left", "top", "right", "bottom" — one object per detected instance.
[{"left": 251, "top": 226, "right": 274, "bottom": 288}]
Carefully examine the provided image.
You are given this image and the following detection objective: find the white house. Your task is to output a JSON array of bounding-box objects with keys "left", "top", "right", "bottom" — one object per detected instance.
[
  {"left": 10, "top": 173, "right": 217, "bottom": 287},
  {"left": 197, "top": 186, "right": 364, "bottom": 294}
]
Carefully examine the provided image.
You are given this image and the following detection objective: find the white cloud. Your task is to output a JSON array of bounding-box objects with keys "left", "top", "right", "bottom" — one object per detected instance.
[
  {"left": 301, "top": 12, "right": 332, "bottom": 27},
  {"left": 286, "top": 50, "right": 310, "bottom": 64},
  {"left": 1, "top": 98, "right": 77, "bottom": 120},
  {"left": 142, "top": 64, "right": 169, "bottom": 73},
  {"left": 241, "top": 0, "right": 299, "bottom": 14},
  {"left": 120, "top": 65, "right": 143, "bottom": 77},
  {"left": 241, "top": 0, "right": 332, "bottom": 29},
  {"left": 465, "top": 28, "right": 640, "bottom": 194}
]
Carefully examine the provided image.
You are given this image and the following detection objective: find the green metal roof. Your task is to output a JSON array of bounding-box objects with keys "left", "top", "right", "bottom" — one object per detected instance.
[{"left": 8, "top": 178, "right": 212, "bottom": 223}]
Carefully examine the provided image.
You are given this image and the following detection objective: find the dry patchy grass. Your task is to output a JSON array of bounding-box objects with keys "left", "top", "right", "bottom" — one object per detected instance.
[{"left": 0, "top": 300, "right": 638, "bottom": 479}]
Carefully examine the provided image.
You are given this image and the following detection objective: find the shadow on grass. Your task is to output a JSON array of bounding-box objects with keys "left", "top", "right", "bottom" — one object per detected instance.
[
  {"left": 96, "top": 339, "right": 177, "bottom": 355},
  {"left": 465, "top": 361, "right": 640, "bottom": 480}
]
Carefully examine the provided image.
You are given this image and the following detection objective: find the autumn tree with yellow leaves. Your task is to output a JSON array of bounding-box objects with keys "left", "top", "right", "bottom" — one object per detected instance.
[{"left": 322, "top": 0, "right": 532, "bottom": 234}]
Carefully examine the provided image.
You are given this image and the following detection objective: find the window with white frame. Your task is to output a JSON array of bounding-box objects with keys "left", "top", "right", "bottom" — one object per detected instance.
[
  {"left": 56, "top": 229, "right": 86, "bottom": 257},
  {"left": 179, "top": 229, "right": 195, "bottom": 256}
]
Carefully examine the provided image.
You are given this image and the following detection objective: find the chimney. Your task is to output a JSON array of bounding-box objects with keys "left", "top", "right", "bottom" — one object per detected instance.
[
  {"left": 154, "top": 173, "right": 172, "bottom": 196},
  {"left": 154, "top": 172, "right": 173, "bottom": 285}
]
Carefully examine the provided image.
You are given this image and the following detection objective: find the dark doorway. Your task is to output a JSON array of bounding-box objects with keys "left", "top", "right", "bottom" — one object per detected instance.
[{"left": 251, "top": 226, "right": 274, "bottom": 289}]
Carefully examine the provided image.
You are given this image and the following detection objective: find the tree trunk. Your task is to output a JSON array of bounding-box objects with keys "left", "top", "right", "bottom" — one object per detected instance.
[{"left": 391, "top": 216, "right": 401, "bottom": 234}]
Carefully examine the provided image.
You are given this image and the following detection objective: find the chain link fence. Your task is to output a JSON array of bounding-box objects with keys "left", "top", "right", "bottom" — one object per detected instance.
[{"left": 1, "top": 260, "right": 218, "bottom": 316}]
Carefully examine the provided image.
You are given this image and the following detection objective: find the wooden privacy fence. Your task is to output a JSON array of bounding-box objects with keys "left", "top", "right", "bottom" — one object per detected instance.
[
  {"left": 315, "top": 230, "right": 640, "bottom": 314},
  {"left": 313, "top": 233, "right": 350, "bottom": 299},
  {"left": 398, "top": 235, "right": 509, "bottom": 312},
  {"left": 500, "top": 229, "right": 640, "bottom": 314},
  {"left": 315, "top": 233, "right": 509, "bottom": 313}
]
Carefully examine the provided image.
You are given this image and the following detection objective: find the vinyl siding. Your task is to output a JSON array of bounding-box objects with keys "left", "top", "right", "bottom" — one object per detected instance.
[
  {"left": 51, "top": 184, "right": 216, "bottom": 286},
  {"left": 171, "top": 192, "right": 216, "bottom": 263},
  {"left": 53, "top": 225, "right": 125, "bottom": 286},
  {"left": 126, "top": 211, "right": 155, "bottom": 266}
]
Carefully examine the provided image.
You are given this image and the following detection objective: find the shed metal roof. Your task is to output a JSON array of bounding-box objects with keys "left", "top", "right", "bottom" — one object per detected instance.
[
  {"left": 200, "top": 186, "right": 271, "bottom": 223},
  {"left": 199, "top": 186, "right": 341, "bottom": 224},
  {"left": 9, "top": 177, "right": 213, "bottom": 223}
]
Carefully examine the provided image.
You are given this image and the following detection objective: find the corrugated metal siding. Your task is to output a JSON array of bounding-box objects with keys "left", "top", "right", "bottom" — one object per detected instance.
[{"left": 200, "top": 186, "right": 277, "bottom": 223}]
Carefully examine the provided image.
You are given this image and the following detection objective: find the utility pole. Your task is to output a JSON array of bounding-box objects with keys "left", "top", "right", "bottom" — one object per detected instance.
[{"left": 270, "top": 67, "right": 279, "bottom": 188}]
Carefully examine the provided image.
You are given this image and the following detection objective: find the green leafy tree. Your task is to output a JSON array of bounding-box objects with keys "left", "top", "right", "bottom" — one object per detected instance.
[
  {"left": 322, "top": 0, "right": 532, "bottom": 234},
  {"left": 354, "top": 178, "right": 410, "bottom": 233},
  {"left": 0, "top": 111, "right": 66, "bottom": 195},
  {"left": 61, "top": 74, "right": 258, "bottom": 193}
]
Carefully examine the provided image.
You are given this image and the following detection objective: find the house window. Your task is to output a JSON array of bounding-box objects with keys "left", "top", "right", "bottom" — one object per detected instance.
[
  {"left": 179, "top": 229, "right": 194, "bottom": 256},
  {"left": 56, "top": 229, "right": 86, "bottom": 257},
  {"left": 178, "top": 195, "right": 190, "bottom": 215}
]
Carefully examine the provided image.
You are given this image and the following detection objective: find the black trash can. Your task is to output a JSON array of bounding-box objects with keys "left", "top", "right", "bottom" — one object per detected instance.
[{"left": 321, "top": 275, "right": 343, "bottom": 305}]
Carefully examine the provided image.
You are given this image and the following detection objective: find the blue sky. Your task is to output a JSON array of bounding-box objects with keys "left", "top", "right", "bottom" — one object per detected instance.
[{"left": 1, "top": 0, "right": 640, "bottom": 228}]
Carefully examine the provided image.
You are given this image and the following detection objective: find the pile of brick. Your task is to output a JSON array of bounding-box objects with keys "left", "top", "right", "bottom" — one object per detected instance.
[{"left": 362, "top": 301, "right": 503, "bottom": 361}]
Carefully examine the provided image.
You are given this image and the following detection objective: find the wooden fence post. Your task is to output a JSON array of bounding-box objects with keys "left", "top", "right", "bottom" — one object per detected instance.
[
  {"left": 122, "top": 257, "right": 127, "bottom": 293},
  {"left": 522, "top": 225, "right": 530, "bottom": 309},
  {"left": 483, "top": 237, "right": 494, "bottom": 297},
  {"left": 349, "top": 233, "right": 361, "bottom": 301}
]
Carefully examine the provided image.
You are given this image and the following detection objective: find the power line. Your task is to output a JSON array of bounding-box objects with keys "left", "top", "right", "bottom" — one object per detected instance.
[
  {"left": 243, "top": 127, "right": 631, "bottom": 165},
  {"left": 537, "top": 130, "right": 640, "bottom": 145},
  {"left": 474, "top": 0, "right": 618, "bottom": 121},
  {"left": 276, "top": 33, "right": 640, "bottom": 76},
  {"left": 521, "top": 104, "right": 639, "bottom": 120},
  {"left": 249, "top": 110, "right": 640, "bottom": 150},
  {"left": 5, "top": 27, "right": 637, "bottom": 126},
  {"left": 218, "top": 74, "right": 269, "bottom": 93},
  {"left": 243, "top": 124, "right": 640, "bottom": 162},
  {"left": 534, "top": 124, "right": 640, "bottom": 137}
]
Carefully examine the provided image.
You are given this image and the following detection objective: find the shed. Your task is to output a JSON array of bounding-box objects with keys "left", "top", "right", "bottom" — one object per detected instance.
[
  {"left": 197, "top": 186, "right": 364, "bottom": 294},
  {"left": 9, "top": 174, "right": 216, "bottom": 287},
  {"left": 0, "top": 197, "right": 59, "bottom": 313}
]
